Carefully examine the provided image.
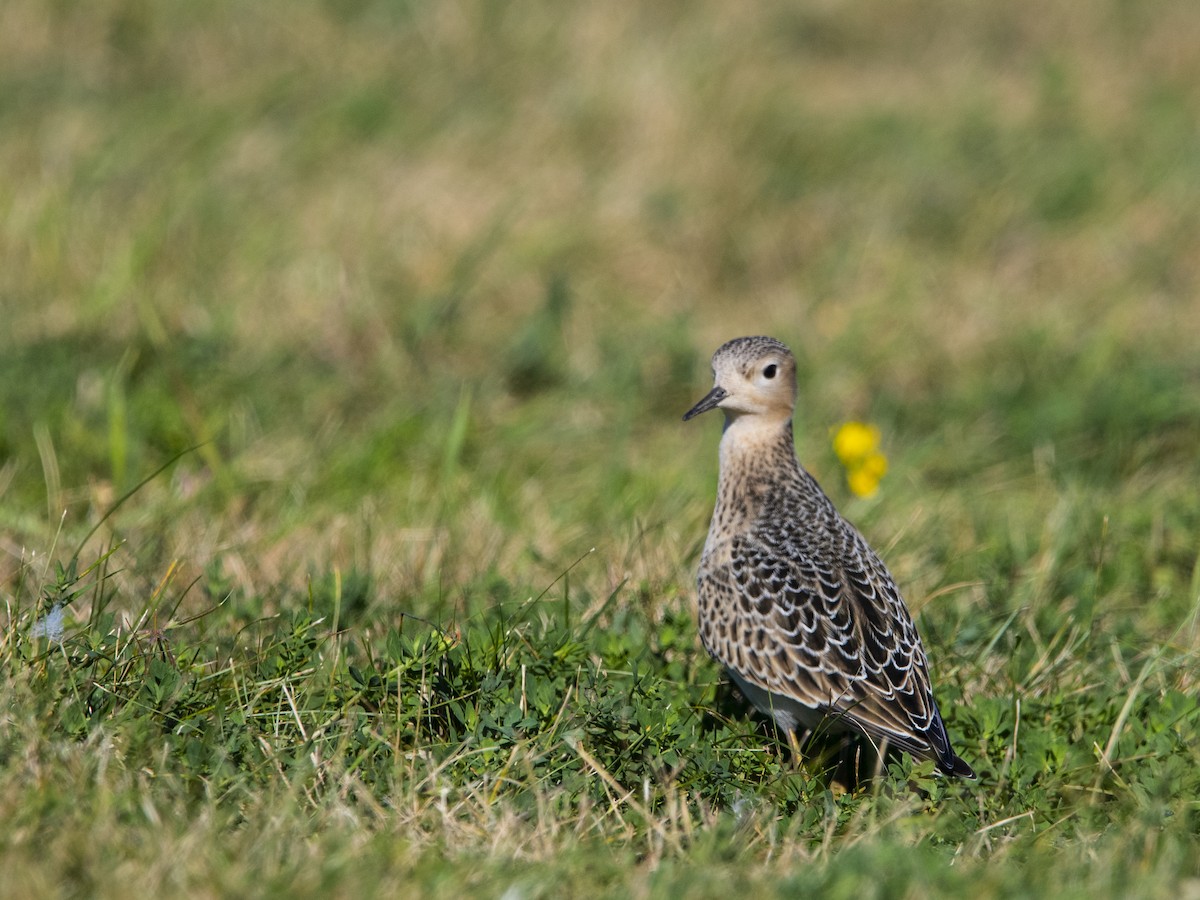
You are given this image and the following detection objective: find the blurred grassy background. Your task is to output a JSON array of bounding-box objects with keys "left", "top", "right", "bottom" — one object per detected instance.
[
  {"left": 2, "top": 0, "right": 1200, "bottom": 894},
  {"left": 4, "top": 0, "right": 1198, "bottom": 612}
]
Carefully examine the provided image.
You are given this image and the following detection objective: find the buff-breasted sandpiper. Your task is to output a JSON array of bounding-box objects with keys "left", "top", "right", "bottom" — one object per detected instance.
[{"left": 685, "top": 336, "right": 974, "bottom": 778}]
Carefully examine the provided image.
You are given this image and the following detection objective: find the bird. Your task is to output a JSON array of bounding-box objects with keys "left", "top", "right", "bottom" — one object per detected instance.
[{"left": 684, "top": 335, "right": 975, "bottom": 778}]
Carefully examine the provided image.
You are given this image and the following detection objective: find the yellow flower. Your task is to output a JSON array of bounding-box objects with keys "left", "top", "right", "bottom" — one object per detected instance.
[
  {"left": 859, "top": 449, "right": 888, "bottom": 480},
  {"left": 832, "top": 422, "right": 888, "bottom": 498},
  {"left": 832, "top": 421, "right": 881, "bottom": 467},
  {"left": 847, "top": 467, "right": 883, "bottom": 499}
]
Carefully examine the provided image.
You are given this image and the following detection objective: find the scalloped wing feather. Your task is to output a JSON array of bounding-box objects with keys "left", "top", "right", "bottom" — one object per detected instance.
[{"left": 698, "top": 522, "right": 962, "bottom": 770}]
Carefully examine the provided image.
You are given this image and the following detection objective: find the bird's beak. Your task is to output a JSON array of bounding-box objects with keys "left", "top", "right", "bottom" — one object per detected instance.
[{"left": 683, "top": 386, "right": 728, "bottom": 421}]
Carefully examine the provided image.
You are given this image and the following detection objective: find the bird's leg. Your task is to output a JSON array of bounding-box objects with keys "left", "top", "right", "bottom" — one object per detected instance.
[{"left": 786, "top": 728, "right": 810, "bottom": 765}]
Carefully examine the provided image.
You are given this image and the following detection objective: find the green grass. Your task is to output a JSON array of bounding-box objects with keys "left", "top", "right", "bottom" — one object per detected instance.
[{"left": 3, "top": 0, "right": 1200, "bottom": 896}]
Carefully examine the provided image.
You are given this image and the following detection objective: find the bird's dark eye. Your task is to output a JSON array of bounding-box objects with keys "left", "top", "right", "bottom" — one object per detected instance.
[{"left": 763, "top": 364, "right": 777, "bottom": 380}]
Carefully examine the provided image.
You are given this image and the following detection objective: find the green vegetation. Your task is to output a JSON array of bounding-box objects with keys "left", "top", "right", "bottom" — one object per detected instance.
[{"left": 3, "top": 0, "right": 1199, "bottom": 895}]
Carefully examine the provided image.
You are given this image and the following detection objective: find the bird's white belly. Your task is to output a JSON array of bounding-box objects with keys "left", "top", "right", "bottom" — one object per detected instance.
[{"left": 727, "top": 669, "right": 836, "bottom": 735}]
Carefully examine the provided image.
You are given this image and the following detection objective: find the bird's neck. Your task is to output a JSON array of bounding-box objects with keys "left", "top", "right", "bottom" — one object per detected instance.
[
  {"left": 719, "top": 413, "right": 797, "bottom": 469},
  {"left": 710, "top": 415, "right": 800, "bottom": 533}
]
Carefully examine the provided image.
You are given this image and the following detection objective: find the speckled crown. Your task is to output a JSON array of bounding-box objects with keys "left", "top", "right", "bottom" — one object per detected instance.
[{"left": 711, "top": 336, "right": 793, "bottom": 370}]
